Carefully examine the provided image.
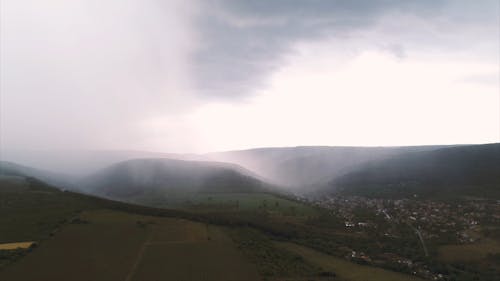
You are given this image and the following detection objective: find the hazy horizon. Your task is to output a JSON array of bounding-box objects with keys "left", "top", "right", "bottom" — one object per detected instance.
[
  {"left": 1, "top": 0, "right": 499, "bottom": 154},
  {"left": 0, "top": 141, "right": 495, "bottom": 156}
]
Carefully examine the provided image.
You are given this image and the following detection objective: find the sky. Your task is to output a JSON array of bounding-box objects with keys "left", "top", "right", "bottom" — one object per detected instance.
[{"left": 1, "top": 0, "right": 499, "bottom": 153}]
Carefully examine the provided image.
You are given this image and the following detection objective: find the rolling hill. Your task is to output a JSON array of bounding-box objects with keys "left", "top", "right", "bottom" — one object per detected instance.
[
  {"left": 2, "top": 146, "right": 451, "bottom": 190},
  {"left": 0, "top": 161, "right": 73, "bottom": 189},
  {"left": 205, "top": 145, "right": 451, "bottom": 188},
  {"left": 327, "top": 143, "right": 500, "bottom": 198},
  {"left": 0, "top": 149, "right": 185, "bottom": 176},
  {"left": 79, "top": 158, "right": 271, "bottom": 200}
]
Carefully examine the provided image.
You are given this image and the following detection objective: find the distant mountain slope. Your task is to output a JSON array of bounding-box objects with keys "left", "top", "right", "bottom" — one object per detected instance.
[
  {"left": 205, "top": 146, "right": 451, "bottom": 187},
  {"left": 328, "top": 143, "right": 500, "bottom": 198},
  {"left": 1, "top": 149, "right": 186, "bottom": 176},
  {"left": 80, "top": 158, "right": 270, "bottom": 199},
  {"left": 0, "top": 161, "right": 72, "bottom": 189},
  {"left": 2, "top": 146, "right": 453, "bottom": 189}
]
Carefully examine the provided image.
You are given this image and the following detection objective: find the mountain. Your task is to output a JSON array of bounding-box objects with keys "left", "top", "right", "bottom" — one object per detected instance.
[
  {"left": 79, "top": 158, "right": 270, "bottom": 200},
  {"left": 205, "top": 145, "right": 451, "bottom": 188},
  {"left": 327, "top": 143, "right": 500, "bottom": 198}
]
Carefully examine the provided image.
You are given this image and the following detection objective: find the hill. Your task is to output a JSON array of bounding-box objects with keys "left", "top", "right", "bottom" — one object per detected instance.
[
  {"left": 79, "top": 158, "right": 270, "bottom": 201},
  {"left": 0, "top": 161, "right": 73, "bottom": 189},
  {"left": 0, "top": 149, "right": 184, "bottom": 176},
  {"left": 205, "top": 145, "right": 450, "bottom": 188},
  {"left": 2, "top": 146, "right": 452, "bottom": 190},
  {"left": 328, "top": 143, "right": 500, "bottom": 198}
]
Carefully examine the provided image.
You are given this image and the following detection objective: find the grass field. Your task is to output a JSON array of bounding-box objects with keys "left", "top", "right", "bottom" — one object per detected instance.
[
  {"left": 228, "top": 227, "right": 325, "bottom": 279},
  {"left": 180, "top": 192, "right": 318, "bottom": 216},
  {"left": 0, "top": 210, "right": 260, "bottom": 281},
  {"left": 438, "top": 238, "right": 500, "bottom": 262},
  {"left": 0, "top": 178, "right": 101, "bottom": 244},
  {"left": 0, "top": 176, "right": 29, "bottom": 192},
  {"left": 275, "top": 242, "right": 424, "bottom": 281}
]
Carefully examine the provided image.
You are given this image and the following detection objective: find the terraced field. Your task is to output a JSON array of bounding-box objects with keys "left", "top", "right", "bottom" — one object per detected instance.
[{"left": 0, "top": 210, "right": 259, "bottom": 281}]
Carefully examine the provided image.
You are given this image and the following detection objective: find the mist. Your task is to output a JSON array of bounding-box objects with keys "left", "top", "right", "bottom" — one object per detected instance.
[
  {"left": 1, "top": 0, "right": 200, "bottom": 152},
  {"left": 1, "top": 0, "right": 499, "bottom": 174}
]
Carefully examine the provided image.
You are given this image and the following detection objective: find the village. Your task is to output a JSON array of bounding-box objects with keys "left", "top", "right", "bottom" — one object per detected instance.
[
  {"left": 296, "top": 195, "right": 500, "bottom": 280},
  {"left": 309, "top": 195, "right": 499, "bottom": 241}
]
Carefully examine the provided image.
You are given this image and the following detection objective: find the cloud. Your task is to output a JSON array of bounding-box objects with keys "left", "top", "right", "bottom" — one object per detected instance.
[
  {"left": 0, "top": 0, "right": 498, "bottom": 154},
  {"left": 194, "top": 0, "right": 498, "bottom": 100},
  {"left": 1, "top": 0, "right": 199, "bottom": 151},
  {"left": 187, "top": 45, "right": 499, "bottom": 152}
]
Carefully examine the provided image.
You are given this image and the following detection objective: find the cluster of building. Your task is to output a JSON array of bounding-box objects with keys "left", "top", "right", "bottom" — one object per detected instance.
[
  {"left": 309, "top": 195, "right": 499, "bottom": 242},
  {"left": 299, "top": 195, "right": 500, "bottom": 280}
]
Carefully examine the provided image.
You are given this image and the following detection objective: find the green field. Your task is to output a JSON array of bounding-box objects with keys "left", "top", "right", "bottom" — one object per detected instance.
[
  {"left": 228, "top": 227, "right": 326, "bottom": 279},
  {"left": 0, "top": 178, "right": 103, "bottom": 244},
  {"left": 0, "top": 210, "right": 260, "bottom": 281},
  {"left": 190, "top": 193, "right": 316, "bottom": 213},
  {"left": 275, "top": 242, "right": 424, "bottom": 281},
  {"left": 138, "top": 192, "right": 318, "bottom": 216}
]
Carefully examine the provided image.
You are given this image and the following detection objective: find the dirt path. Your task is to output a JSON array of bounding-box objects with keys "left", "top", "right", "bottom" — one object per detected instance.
[{"left": 124, "top": 232, "right": 153, "bottom": 281}]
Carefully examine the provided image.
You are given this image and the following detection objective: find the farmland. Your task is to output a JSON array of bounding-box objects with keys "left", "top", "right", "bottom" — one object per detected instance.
[
  {"left": 0, "top": 177, "right": 325, "bottom": 280},
  {"left": 0, "top": 210, "right": 260, "bottom": 281}
]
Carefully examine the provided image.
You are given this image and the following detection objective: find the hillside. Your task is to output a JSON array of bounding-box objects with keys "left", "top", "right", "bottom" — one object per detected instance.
[
  {"left": 0, "top": 161, "right": 72, "bottom": 189},
  {"left": 79, "top": 158, "right": 270, "bottom": 200},
  {"left": 205, "top": 145, "right": 450, "bottom": 187},
  {"left": 328, "top": 143, "right": 500, "bottom": 198},
  {"left": 0, "top": 150, "right": 185, "bottom": 176},
  {"left": 2, "top": 146, "right": 451, "bottom": 190}
]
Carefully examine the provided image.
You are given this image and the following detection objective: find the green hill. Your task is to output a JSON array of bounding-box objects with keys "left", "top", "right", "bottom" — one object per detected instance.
[
  {"left": 0, "top": 161, "right": 72, "bottom": 189},
  {"left": 206, "top": 145, "right": 450, "bottom": 188},
  {"left": 328, "top": 143, "right": 500, "bottom": 198},
  {"left": 79, "top": 158, "right": 271, "bottom": 201}
]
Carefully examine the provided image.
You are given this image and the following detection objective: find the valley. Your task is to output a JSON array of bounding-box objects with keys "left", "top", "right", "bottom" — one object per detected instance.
[{"left": 1, "top": 144, "right": 499, "bottom": 281}]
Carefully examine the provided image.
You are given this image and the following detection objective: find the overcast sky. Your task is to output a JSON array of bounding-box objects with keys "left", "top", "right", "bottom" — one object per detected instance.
[{"left": 1, "top": 0, "right": 499, "bottom": 153}]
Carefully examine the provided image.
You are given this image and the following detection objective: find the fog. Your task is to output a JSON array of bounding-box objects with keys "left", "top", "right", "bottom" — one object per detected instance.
[
  {"left": 1, "top": 0, "right": 499, "bottom": 178},
  {"left": 1, "top": 0, "right": 199, "bottom": 152}
]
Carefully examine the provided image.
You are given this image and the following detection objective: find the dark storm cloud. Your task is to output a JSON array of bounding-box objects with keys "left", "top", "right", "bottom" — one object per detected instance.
[{"left": 194, "top": 0, "right": 450, "bottom": 99}]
